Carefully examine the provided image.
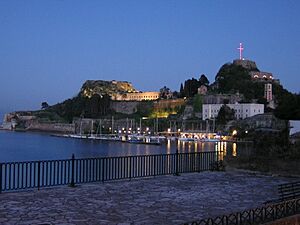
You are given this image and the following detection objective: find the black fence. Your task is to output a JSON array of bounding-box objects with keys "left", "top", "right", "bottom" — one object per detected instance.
[
  {"left": 0, "top": 151, "right": 220, "bottom": 192},
  {"left": 184, "top": 197, "right": 300, "bottom": 225}
]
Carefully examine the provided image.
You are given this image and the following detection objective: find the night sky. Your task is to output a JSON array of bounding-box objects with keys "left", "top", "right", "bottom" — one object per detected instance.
[{"left": 1, "top": 0, "right": 300, "bottom": 112}]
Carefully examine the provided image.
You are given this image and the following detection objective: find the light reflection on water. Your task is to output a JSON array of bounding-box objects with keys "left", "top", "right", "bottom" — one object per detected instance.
[
  {"left": 232, "top": 143, "right": 237, "bottom": 157},
  {"left": 0, "top": 130, "right": 244, "bottom": 162}
]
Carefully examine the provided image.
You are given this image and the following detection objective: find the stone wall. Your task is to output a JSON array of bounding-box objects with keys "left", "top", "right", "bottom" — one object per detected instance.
[
  {"left": 265, "top": 214, "right": 300, "bottom": 225},
  {"left": 203, "top": 94, "right": 243, "bottom": 104},
  {"left": 153, "top": 99, "right": 185, "bottom": 110},
  {"left": 26, "top": 121, "right": 75, "bottom": 133},
  {"left": 111, "top": 99, "right": 186, "bottom": 115},
  {"left": 110, "top": 101, "right": 140, "bottom": 114},
  {"left": 233, "top": 59, "right": 258, "bottom": 71}
]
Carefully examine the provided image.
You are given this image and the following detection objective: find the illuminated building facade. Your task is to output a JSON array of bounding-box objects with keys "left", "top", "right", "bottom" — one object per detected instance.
[
  {"left": 202, "top": 103, "right": 264, "bottom": 120},
  {"left": 112, "top": 92, "right": 160, "bottom": 101},
  {"left": 264, "top": 83, "right": 273, "bottom": 102}
]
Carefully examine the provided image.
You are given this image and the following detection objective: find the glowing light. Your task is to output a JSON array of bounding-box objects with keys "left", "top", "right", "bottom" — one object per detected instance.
[
  {"left": 237, "top": 43, "right": 244, "bottom": 60},
  {"left": 232, "top": 130, "right": 237, "bottom": 136},
  {"left": 233, "top": 143, "right": 237, "bottom": 157}
]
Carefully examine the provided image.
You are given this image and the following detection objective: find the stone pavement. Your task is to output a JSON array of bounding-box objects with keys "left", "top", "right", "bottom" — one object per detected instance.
[{"left": 0, "top": 171, "right": 295, "bottom": 225}]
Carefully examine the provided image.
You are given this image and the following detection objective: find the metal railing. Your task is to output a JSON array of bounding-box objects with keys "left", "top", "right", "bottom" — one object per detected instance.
[
  {"left": 184, "top": 197, "right": 300, "bottom": 225},
  {"left": 0, "top": 151, "right": 221, "bottom": 192}
]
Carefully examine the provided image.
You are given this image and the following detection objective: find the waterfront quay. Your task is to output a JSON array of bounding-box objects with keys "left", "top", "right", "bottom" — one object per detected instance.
[{"left": 0, "top": 171, "right": 295, "bottom": 225}]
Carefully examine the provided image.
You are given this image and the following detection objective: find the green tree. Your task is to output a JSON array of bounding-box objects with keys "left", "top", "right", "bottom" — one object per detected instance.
[
  {"left": 183, "top": 78, "right": 200, "bottom": 97},
  {"left": 179, "top": 83, "right": 184, "bottom": 97},
  {"left": 193, "top": 94, "right": 203, "bottom": 112},
  {"left": 199, "top": 74, "right": 209, "bottom": 86},
  {"left": 216, "top": 105, "right": 235, "bottom": 125},
  {"left": 215, "top": 63, "right": 265, "bottom": 101},
  {"left": 41, "top": 102, "right": 49, "bottom": 109},
  {"left": 275, "top": 92, "right": 300, "bottom": 120}
]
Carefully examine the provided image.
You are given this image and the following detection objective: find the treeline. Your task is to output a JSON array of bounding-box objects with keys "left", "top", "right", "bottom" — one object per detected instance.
[
  {"left": 275, "top": 92, "right": 300, "bottom": 120},
  {"left": 179, "top": 74, "right": 209, "bottom": 97},
  {"left": 47, "top": 94, "right": 111, "bottom": 122}
]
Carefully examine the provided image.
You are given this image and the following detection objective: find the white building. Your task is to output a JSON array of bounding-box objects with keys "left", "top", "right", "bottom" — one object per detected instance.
[
  {"left": 290, "top": 120, "right": 300, "bottom": 135},
  {"left": 202, "top": 103, "right": 264, "bottom": 120}
]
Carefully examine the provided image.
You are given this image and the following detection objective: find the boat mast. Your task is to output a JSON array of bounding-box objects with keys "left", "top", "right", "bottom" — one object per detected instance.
[
  {"left": 79, "top": 119, "right": 82, "bottom": 136},
  {"left": 111, "top": 116, "right": 114, "bottom": 135},
  {"left": 139, "top": 118, "right": 142, "bottom": 134},
  {"left": 90, "top": 120, "right": 93, "bottom": 136},
  {"left": 100, "top": 119, "right": 102, "bottom": 135}
]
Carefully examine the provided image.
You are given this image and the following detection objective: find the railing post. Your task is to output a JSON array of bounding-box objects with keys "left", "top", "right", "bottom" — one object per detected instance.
[
  {"left": 216, "top": 151, "right": 219, "bottom": 171},
  {"left": 102, "top": 158, "right": 105, "bottom": 182},
  {"left": 37, "top": 161, "right": 41, "bottom": 190},
  {"left": 0, "top": 163, "right": 2, "bottom": 194},
  {"left": 129, "top": 157, "right": 132, "bottom": 180},
  {"left": 153, "top": 155, "right": 156, "bottom": 177},
  {"left": 198, "top": 153, "right": 201, "bottom": 173},
  {"left": 174, "top": 149, "right": 180, "bottom": 176},
  {"left": 69, "top": 154, "right": 75, "bottom": 187}
]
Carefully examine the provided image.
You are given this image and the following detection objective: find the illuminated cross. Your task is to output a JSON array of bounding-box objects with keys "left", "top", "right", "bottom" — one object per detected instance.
[{"left": 237, "top": 42, "right": 244, "bottom": 60}]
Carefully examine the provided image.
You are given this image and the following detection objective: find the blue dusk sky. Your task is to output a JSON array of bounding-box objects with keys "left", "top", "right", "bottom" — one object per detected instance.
[{"left": 0, "top": 0, "right": 300, "bottom": 113}]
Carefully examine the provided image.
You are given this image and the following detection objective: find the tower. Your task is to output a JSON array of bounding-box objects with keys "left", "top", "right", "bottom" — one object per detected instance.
[{"left": 264, "top": 83, "right": 273, "bottom": 102}]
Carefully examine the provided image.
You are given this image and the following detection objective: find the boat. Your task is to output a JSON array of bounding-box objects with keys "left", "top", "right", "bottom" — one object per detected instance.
[
  {"left": 198, "top": 138, "right": 220, "bottom": 142},
  {"left": 127, "top": 136, "right": 161, "bottom": 145},
  {"left": 178, "top": 137, "right": 195, "bottom": 142},
  {"left": 127, "top": 140, "right": 161, "bottom": 145}
]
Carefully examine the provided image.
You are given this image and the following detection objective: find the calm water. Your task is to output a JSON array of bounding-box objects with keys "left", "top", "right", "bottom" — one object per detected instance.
[{"left": 0, "top": 130, "right": 229, "bottom": 162}]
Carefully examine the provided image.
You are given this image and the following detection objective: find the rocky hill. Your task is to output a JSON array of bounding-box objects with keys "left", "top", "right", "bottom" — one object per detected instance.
[{"left": 80, "top": 80, "right": 138, "bottom": 98}]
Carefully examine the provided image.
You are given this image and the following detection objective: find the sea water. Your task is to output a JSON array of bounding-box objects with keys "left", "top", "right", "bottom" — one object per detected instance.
[{"left": 0, "top": 130, "right": 226, "bottom": 162}]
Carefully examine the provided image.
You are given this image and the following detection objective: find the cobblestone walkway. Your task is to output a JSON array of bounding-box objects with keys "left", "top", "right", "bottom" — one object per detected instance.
[{"left": 0, "top": 171, "right": 295, "bottom": 225}]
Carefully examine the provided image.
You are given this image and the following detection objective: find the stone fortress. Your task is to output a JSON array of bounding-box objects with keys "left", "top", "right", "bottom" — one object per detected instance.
[
  {"left": 81, "top": 80, "right": 160, "bottom": 101},
  {"left": 202, "top": 43, "right": 281, "bottom": 120},
  {"left": 234, "top": 43, "right": 278, "bottom": 105}
]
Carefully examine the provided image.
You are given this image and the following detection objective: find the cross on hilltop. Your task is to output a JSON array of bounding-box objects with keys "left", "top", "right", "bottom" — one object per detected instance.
[{"left": 237, "top": 43, "right": 244, "bottom": 60}]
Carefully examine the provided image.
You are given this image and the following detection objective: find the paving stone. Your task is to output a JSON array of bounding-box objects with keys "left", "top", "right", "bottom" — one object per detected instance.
[{"left": 0, "top": 171, "right": 296, "bottom": 225}]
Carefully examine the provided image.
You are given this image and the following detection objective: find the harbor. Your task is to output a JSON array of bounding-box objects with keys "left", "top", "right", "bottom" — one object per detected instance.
[{"left": 0, "top": 129, "right": 245, "bottom": 163}]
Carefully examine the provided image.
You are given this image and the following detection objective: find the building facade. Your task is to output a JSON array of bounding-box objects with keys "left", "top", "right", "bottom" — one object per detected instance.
[
  {"left": 264, "top": 83, "right": 273, "bottom": 102},
  {"left": 202, "top": 103, "right": 264, "bottom": 120},
  {"left": 197, "top": 85, "right": 208, "bottom": 95},
  {"left": 112, "top": 92, "right": 160, "bottom": 101},
  {"left": 250, "top": 71, "right": 273, "bottom": 80}
]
